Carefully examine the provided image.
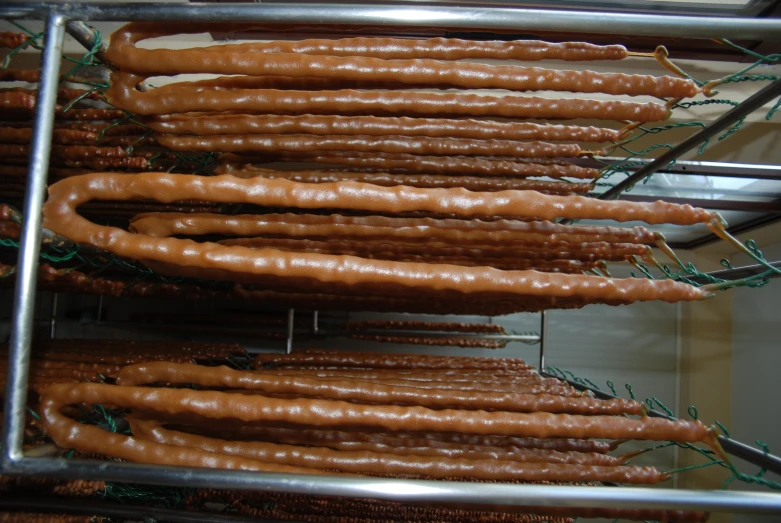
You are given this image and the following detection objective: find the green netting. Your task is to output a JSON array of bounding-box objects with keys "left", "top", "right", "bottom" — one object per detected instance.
[
  {"left": 0, "top": 232, "right": 238, "bottom": 292},
  {"left": 546, "top": 365, "right": 781, "bottom": 494}
]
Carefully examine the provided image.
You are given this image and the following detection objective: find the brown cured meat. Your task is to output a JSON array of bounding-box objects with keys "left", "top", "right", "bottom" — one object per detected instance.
[
  {"left": 145, "top": 114, "right": 620, "bottom": 143},
  {"left": 41, "top": 173, "right": 709, "bottom": 305},
  {"left": 116, "top": 361, "right": 641, "bottom": 414},
  {"left": 155, "top": 134, "right": 582, "bottom": 158},
  {"left": 42, "top": 381, "right": 713, "bottom": 442},
  {"left": 105, "top": 25, "right": 693, "bottom": 97},
  {"left": 216, "top": 167, "right": 592, "bottom": 194},
  {"left": 128, "top": 418, "right": 665, "bottom": 484},
  {"left": 129, "top": 213, "right": 655, "bottom": 246},
  {"left": 108, "top": 24, "right": 628, "bottom": 62},
  {"left": 226, "top": 152, "right": 601, "bottom": 180},
  {"left": 0, "top": 32, "right": 29, "bottom": 49},
  {"left": 108, "top": 72, "right": 671, "bottom": 122}
]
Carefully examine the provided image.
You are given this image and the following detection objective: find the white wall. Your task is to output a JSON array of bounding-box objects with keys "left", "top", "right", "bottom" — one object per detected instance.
[{"left": 729, "top": 242, "right": 781, "bottom": 523}]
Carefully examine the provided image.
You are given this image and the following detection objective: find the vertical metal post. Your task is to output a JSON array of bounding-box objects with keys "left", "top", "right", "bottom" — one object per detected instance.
[
  {"left": 2, "top": 13, "right": 66, "bottom": 467},
  {"left": 538, "top": 311, "right": 547, "bottom": 371},
  {"left": 286, "top": 308, "right": 295, "bottom": 354},
  {"left": 48, "top": 293, "right": 58, "bottom": 339},
  {"left": 312, "top": 310, "right": 319, "bottom": 334}
]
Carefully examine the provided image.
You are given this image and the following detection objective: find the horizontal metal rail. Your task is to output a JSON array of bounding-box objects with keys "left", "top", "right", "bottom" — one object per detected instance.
[
  {"left": 574, "top": 158, "right": 781, "bottom": 181},
  {"left": 327, "top": 329, "right": 539, "bottom": 342},
  {"left": 5, "top": 457, "right": 781, "bottom": 514},
  {"left": 1, "top": 3, "right": 781, "bottom": 39},
  {"left": 619, "top": 194, "right": 781, "bottom": 213}
]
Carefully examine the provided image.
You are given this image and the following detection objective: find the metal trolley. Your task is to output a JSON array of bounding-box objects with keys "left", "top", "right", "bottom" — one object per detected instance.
[{"left": 2, "top": 2, "right": 781, "bottom": 519}]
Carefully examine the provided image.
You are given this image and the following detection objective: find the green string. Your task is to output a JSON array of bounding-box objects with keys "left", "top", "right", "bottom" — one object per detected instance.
[
  {"left": 101, "top": 483, "right": 195, "bottom": 508},
  {"left": 724, "top": 74, "right": 779, "bottom": 84},
  {"left": 715, "top": 420, "right": 731, "bottom": 438},
  {"left": 624, "top": 383, "right": 636, "bottom": 400},
  {"left": 26, "top": 406, "right": 40, "bottom": 420},
  {"left": 93, "top": 404, "right": 118, "bottom": 433},
  {"left": 617, "top": 248, "right": 771, "bottom": 291},
  {"left": 1, "top": 23, "right": 43, "bottom": 69},
  {"left": 767, "top": 96, "right": 781, "bottom": 121},
  {"left": 583, "top": 378, "right": 601, "bottom": 390},
  {"left": 666, "top": 460, "right": 725, "bottom": 475},
  {"left": 716, "top": 39, "right": 781, "bottom": 65},
  {"left": 59, "top": 85, "right": 102, "bottom": 114},
  {"left": 552, "top": 368, "right": 781, "bottom": 491},
  {"left": 606, "top": 380, "right": 617, "bottom": 396},
  {"left": 599, "top": 42, "right": 781, "bottom": 205},
  {"left": 651, "top": 397, "right": 674, "bottom": 417}
]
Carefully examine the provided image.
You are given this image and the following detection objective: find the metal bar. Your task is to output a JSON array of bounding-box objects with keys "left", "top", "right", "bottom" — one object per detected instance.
[
  {"left": 574, "top": 157, "right": 781, "bottom": 181},
  {"left": 326, "top": 329, "right": 540, "bottom": 342},
  {"left": 64, "top": 20, "right": 107, "bottom": 62},
  {"left": 312, "top": 310, "right": 319, "bottom": 335},
  {"left": 0, "top": 496, "right": 270, "bottom": 523},
  {"left": 1, "top": 13, "right": 66, "bottom": 467},
  {"left": 720, "top": 438, "right": 781, "bottom": 475},
  {"left": 5, "top": 457, "right": 781, "bottom": 514},
  {"left": 542, "top": 372, "right": 781, "bottom": 477},
  {"left": 538, "top": 311, "right": 547, "bottom": 370},
  {"left": 2, "top": 3, "right": 781, "bottom": 40},
  {"left": 43, "top": 319, "right": 540, "bottom": 344},
  {"left": 618, "top": 195, "right": 781, "bottom": 213},
  {"left": 598, "top": 79, "right": 781, "bottom": 201},
  {"left": 285, "top": 308, "right": 295, "bottom": 354},
  {"left": 689, "top": 261, "right": 781, "bottom": 283}
]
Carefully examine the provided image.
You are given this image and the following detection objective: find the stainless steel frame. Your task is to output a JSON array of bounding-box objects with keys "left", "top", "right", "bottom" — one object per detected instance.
[
  {"left": 3, "top": 1, "right": 781, "bottom": 515},
  {"left": 4, "top": 2, "right": 781, "bottom": 39}
]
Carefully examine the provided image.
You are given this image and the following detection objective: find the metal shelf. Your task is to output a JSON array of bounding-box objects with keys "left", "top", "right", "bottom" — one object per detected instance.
[{"left": 2, "top": 1, "right": 781, "bottom": 517}]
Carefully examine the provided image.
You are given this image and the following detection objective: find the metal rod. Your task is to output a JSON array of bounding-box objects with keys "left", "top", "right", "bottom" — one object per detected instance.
[
  {"left": 4, "top": 457, "right": 781, "bottom": 514},
  {"left": 312, "top": 310, "right": 319, "bottom": 334},
  {"left": 719, "top": 438, "right": 781, "bottom": 476},
  {"left": 538, "top": 311, "right": 547, "bottom": 370},
  {"left": 286, "top": 308, "right": 295, "bottom": 354},
  {"left": 542, "top": 372, "right": 781, "bottom": 477},
  {"left": 599, "top": 79, "right": 781, "bottom": 201},
  {"left": 64, "top": 20, "right": 107, "bottom": 62},
  {"left": 574, "top": 158, "right": 781, "bottom": 181},
  {"left": 329, "top": 329, "right": 540, "bottom": 342},
  {"left": 2, "top": 3, "right": 781, "bottom": 40},
  {"left": 691, "top": 261, "right": 781, "bottom": 283},
  {"left": 617, "top": 195, "right": 781, "bottom": 213},
  {"left": 1, "top": 13, "right": 66, "bottom": 467},
  {"left": 48, "top": 292, "right": 58, "bottom": 340},
  {"left": 67, "top": 318, "right": 539, "bottom": 344}
]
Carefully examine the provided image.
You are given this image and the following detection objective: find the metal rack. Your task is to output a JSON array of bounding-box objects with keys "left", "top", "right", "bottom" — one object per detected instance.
[{"left": 3, "top": 1, "right": 781, "bottom": 518}]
